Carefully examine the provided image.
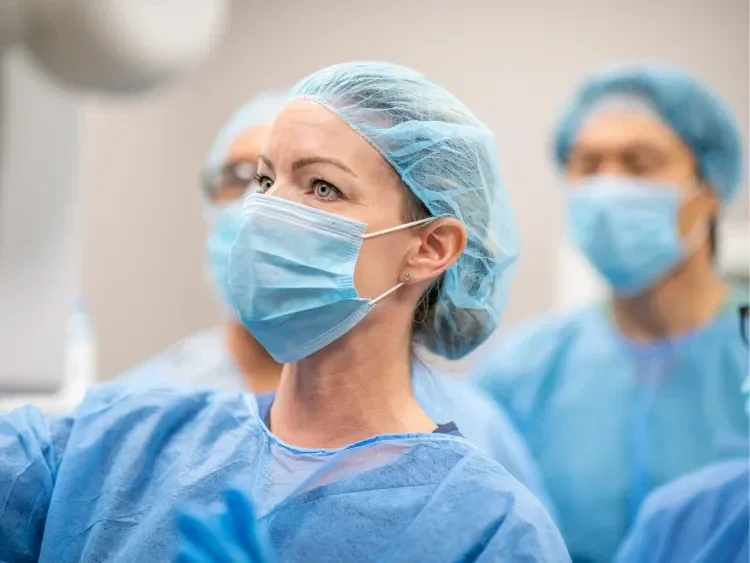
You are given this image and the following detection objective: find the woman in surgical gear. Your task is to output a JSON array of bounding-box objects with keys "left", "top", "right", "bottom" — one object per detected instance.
[
  {"left": 133, "top": 88, "right": 552, "bottom": 505},
  {"left": 474, "top": 64, "right": 749, "bottom": 563},
  {"left": 0, "top": 62, "right": 569, "bottom": 562}
]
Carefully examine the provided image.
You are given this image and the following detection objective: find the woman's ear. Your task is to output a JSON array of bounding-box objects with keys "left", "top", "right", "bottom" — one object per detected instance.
[{"left": 402, "top": 218, "right": 467, "bottom": 284}]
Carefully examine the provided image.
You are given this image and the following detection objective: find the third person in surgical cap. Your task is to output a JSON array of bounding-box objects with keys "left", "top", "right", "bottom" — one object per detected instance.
[
  {"left": 125, "top": 88, "right": 553, "bottom": 508},
  {"left": 474, "top": 64, "right": 749, "bottom": 563}
]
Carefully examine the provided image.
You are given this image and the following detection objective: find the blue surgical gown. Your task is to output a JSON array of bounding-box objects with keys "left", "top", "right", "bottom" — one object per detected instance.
[
  {"left": 0, "top": 381, "right": 570, "bottom": 562},
  {"left": 615, "top": 459, "right": 749, "bottom": 563},
  {"left": 127, "top": 327, "right": 553, "bottom": 509},
  {"left": 475, "top": 301, "right": 749, "bottom": 563}
]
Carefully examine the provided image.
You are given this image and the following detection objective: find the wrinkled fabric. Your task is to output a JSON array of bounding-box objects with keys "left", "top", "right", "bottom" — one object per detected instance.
[
  {"left": 0, "top": 382, "right": 569, "bottom": 562},
  {"left": 125, "top": 327, "right": 553, "bottom": 509},
  {"left": 289, "top": 61, "right": 520, "bottom": 359},
  {"left": 177, "top": 489, "right": 275, "bottom": 563},
  {"left": 474, "top": 301, "right": 749, "bottom": 563},
  {"left": 615, "top": 460, "right": 749, "bottom": 563},
  {"left": 554, "top": 64, "right": 744, "bottom": 203},
  {"left": 413, "top": 365, "right": 554, "bottom": 511}
]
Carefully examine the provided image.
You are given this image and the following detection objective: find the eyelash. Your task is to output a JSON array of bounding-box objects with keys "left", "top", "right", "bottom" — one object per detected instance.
[{"left": 253, "top": 173, "right": 273, "bottom": 193}]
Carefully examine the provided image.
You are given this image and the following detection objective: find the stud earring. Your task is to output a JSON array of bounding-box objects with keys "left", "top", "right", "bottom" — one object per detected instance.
[{"left": 404, "top": 273, "right": 413, "bottom": 282}]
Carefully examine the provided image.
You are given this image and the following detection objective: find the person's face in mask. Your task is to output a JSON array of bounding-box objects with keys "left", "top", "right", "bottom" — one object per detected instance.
[
  {"left": 562, "top": 111, "right": 720, "bottom": 295},
  {"left": 207, "top": 125, "right": 273, "bottom": 205},
  {"left": 566, "top": 111, "right": 719, "bottom": 240},
  {"left": 243, "top": 100, "right": 464, "bottom": 356},
  {"left": 255, "top": 101, "right": 422, "bottom": 318}
]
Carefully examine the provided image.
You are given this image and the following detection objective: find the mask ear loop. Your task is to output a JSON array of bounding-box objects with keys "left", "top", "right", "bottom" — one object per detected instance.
[
  {"left": 371, "top": 273, "right": 414, "bottom": 304},
  {"left": 362, "top": 217, "right": 437, "bottom": 239},
  {"left": 364, "top": 218, "right": 437, "bottom": 304},
  {"left": 371, "top": 282, "right": 405, "bottom": 304}
]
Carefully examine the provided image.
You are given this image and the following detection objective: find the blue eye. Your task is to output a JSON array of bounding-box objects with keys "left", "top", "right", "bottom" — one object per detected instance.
[
  {"left": 253, "top": 174, "right": 274, "bottom": 193},
  {"left": 312, "top": 179, "right": 341, "bottom": 201}
]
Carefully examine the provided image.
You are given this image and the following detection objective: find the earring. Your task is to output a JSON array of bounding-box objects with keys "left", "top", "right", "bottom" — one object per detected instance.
[{"left": 404, "top": 273, "right": 413, "bottom": 283}]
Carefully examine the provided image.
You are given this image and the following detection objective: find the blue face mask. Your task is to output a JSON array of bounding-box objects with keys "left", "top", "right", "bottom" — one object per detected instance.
[
  {"left": 566, "top": 176, "right": 705, "bottom": 296},
  {"left": 206, "top": 201, "right": 244, "bottom": 315},
  {"left": 228, "top": 194, "right": 434, "bottom": 363}
]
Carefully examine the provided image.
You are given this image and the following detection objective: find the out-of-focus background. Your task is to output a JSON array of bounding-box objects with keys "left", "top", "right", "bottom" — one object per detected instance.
[{"left": 1, "top": 0, "right": 747, "bottom": 389}]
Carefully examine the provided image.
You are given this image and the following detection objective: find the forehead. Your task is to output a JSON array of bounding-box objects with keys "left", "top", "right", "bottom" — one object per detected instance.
[
  {"left": 265, "top": 100, "right": 390, "bottom": 172},
  {"left": 226, "top": 124, "right": 272, "bottom": 163},
  {"left": 573, "top": 110, "right": 687, "bottom": 154}
]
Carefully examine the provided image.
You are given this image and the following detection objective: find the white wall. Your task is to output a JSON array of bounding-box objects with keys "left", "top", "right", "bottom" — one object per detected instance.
[
  {"left": 79, "top": 0, "right": 749, "bottom": 378},
  {"left": 0, "top": 49, "right": 82, "bottom": 390}
]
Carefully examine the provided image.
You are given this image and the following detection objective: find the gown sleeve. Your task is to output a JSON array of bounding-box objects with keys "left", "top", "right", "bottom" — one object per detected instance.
[{"left": 0, "top": 405, "right": 74, "bottom": 562}]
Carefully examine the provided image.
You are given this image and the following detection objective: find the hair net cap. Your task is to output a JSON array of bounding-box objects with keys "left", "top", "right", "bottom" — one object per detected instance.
[
  {"left": 204, "top": 89, "right": 289, "bottom": 174},
  {"left": 290, "top": 61, "right": 519, "bottom": 360},
  {"left": 554, "top": 64, "right": 744, "bottom": 203}
]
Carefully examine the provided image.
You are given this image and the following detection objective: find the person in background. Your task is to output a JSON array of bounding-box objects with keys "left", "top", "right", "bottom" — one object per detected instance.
[
  {"left": 474, "top": 64, "right": 749, "bottom": 563},
  {"left": 0, "top": 61, "right": 569, "bottom": 562},
  {"left": 128, "top": 88, "right": 553, "bottom": 507},
  {"left": 157, "top": 90, "right": 288, "bottom": 393}
]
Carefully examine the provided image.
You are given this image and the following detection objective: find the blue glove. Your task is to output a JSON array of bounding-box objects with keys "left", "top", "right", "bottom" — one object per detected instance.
[{"left": 176, "top": 488, "right": 275, "bottom": 563}]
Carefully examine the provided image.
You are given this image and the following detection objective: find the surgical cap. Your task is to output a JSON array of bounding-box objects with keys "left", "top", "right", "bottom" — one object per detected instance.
[
  {"left": 554, "top": 65, "right": 744, "bottom": 203},
  {"left": 290, "top": 61, "right": 520, "bottom": 360},
  {"left": 204, "top": 89, "right": 289, "bottom": 175}
]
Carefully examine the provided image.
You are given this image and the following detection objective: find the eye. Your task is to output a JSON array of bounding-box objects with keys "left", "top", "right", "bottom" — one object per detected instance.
[
  {"left": 253, "top": 174, "right": 274, "bottom": 193},
  {"left": 622, "top": 153, "right": 654, "bottom": 177},
  {"left": 625, "top": 155, "right": 654, "bottom": 176},
  {"left": 622, "top": 147, "right": 664, "bottom": 177},
  {"left": 311, "top": 178, "right": 342, "bottom": 201},
  {"left": 568, "top": 151, "right": 601, "bottom": 177}
]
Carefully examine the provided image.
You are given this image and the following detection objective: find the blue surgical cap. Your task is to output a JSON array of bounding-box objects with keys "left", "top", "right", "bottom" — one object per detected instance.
[
  {"left": 204, "top": 89, "right": 289, "bottom": 175},
  {"left": 554, "top": 65, "right": 744, "bottom": 203},
  {"left": 290, "top": 61, "right": 520, "bottom": 360}
]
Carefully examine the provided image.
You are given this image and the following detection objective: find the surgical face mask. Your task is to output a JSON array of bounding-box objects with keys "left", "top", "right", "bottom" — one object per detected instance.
[
  {"left": 206, "top": 201, "right": 244, "bottom": 316},
  {"left": 566, "top": 176, "right": 706, "bottom": 296},
  {"left": 228, "top": 194, "right": 434, "bottom": 363}
]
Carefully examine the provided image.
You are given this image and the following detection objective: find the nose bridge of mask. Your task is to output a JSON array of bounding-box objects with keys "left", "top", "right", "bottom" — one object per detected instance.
[{"left": 244, "top": 195, "right": 368, "bottom": 239}]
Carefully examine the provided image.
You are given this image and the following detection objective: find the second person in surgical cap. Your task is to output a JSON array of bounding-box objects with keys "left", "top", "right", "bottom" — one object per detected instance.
[{"left": 475, "top": 64, "right": 748, "bottom": 563}]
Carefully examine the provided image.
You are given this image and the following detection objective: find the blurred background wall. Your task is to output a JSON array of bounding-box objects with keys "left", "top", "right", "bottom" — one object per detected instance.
[{"left": 75, "top": 0, "right": 748, "bottom": 378}]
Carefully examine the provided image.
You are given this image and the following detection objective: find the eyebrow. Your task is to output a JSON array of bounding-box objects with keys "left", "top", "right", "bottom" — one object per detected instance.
[
  {"left": 572, "top": 141, "right": 667, "bottom": 156},
  {"left": 258, "top": 154, "right": 358, "bottom": 177},
  {"left": 258, "top": 155, "right": 275, "bottom": 172}
]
